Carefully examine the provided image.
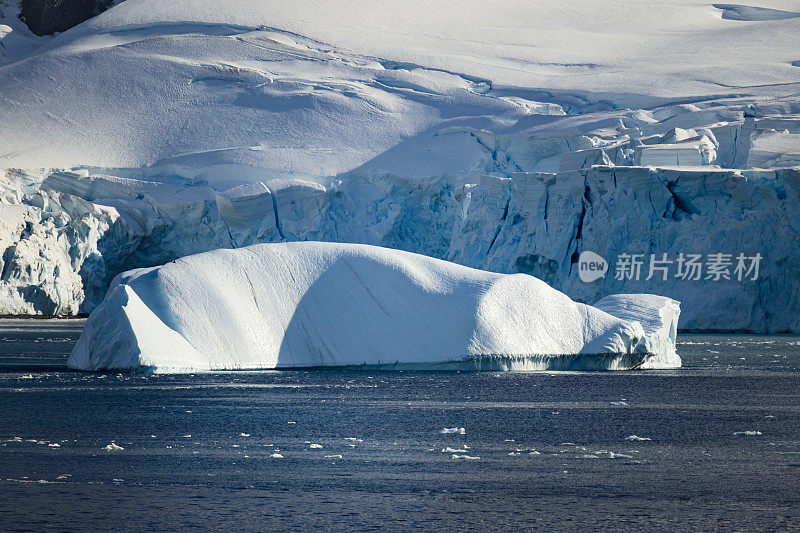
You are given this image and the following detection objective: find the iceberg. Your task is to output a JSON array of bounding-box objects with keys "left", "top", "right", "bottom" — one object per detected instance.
[{"left": 68, "top": 242, "right": 680, "bottom": 372}]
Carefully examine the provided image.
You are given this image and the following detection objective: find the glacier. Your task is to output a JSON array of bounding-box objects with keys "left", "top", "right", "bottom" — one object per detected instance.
[
  {"left": 2, "top": 163, "right": 797, "bottom": 332},
  {"left": 1, "top": 0, "right": 799, "bottom": 333},
  {"left": 68, "top": 241, "right": 680, "bottom": 372}
]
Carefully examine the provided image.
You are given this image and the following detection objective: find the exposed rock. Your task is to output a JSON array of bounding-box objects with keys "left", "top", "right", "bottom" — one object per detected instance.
[{"left": 18, "top": 0, "right": 115, "bottom": 36}]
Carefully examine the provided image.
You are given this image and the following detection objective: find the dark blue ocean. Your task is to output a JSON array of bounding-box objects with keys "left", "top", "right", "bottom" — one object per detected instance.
[{"left": 1, "top": 319, "right": 799, "bottom": 531}]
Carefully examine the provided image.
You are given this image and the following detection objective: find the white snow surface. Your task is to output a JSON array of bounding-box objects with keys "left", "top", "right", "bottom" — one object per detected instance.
[
  {"left": 84, "top": 0, "right": 800, "bottom": 96},
  {"left": 68, "top": 242, "right": 680, "bottom": 372},
  {"left": 1, "top": 0, "right": 799, "bottom": 173}
]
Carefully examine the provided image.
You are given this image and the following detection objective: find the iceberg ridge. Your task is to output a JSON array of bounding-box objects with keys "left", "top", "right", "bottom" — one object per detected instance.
[{"left": 68, "top": 242, "right": 680, "bottom": 372}]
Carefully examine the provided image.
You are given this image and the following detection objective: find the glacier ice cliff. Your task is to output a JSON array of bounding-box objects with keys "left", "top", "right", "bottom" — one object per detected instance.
[
  {"left": 68, "top": 241, "right": 680, "bottom": 372},
  {"left": 2, "top": 162, "right": 797, "bottom": 332}
]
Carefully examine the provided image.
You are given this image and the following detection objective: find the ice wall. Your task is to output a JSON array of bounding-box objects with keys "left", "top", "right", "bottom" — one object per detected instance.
[
  {"left": 2, "top": 165, "right": 797, "bottom": 332},
  {"left": 449, "top": 166, "right": 800, "bottom": 332}
]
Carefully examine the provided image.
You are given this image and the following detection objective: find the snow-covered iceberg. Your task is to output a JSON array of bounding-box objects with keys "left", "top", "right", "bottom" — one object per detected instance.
[{"left": 68, "top": 242, "right": 680, "bottom": 372}]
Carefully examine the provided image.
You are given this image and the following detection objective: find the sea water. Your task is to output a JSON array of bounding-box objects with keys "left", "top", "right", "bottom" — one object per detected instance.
[{"left": 1, "top": 319, "right": 799, "bottom": 530}]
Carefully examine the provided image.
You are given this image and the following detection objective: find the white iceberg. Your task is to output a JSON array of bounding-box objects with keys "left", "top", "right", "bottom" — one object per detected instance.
[{"left": 68, "top": 242, "right": 680, "bottom": 372}]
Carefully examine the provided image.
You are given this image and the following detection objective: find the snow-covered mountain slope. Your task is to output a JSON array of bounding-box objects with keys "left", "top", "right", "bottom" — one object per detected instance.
[
  {"left": 84, "top": 0, "right": 800, "bottom": 96},
  {"left": 1, "top": 0, "right": 799, "bottom": 175},
  {"left": 68, "top": 241, "right": 681, "bottom": 372}
]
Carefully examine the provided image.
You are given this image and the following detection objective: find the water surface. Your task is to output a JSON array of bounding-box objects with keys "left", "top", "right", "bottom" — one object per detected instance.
[{"left": 1, "top": 319, "right": 799, "bottom": 531}]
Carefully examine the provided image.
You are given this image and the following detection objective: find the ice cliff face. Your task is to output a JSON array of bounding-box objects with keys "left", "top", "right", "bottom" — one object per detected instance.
[
  {"left": 0, "top": 170, "right": 122, "bottom": 315},
  {"left": 449, "top": 166, "right": 800, "bottom": 333},
  {"left": 2, "top": 161, "right": 797, "bottom": 332},
  {"left": 2, "top": 94, "right": 799, "bottom": 332}
]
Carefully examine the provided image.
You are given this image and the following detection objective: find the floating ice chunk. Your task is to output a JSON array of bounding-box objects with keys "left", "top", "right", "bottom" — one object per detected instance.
[
  {"left": 609, "top": 401, "right": 628, "bottom": 406},
  {"left": 625, "top": 435, "right": 652, "bottom": 441},
  {"left": 440, "top": 428, "right": 466, "bottom": 435},
  {"left": 69, "top": 242, "right": 680, "bottom": 372},
  {"left": 182, "top": 435, "right": 192, "bottom": 438},
  {"left": 442, "top": 447, "right": 468, "bottom": 453},
  {"left": 594, "top": 450, "right": 634, "bottom": 459},
  {"left": 240, "top": 433, "right": 250, "bottom": 437},
  {"left": 103, "top": 442, "right": 124, "bottom": 451},
  {"left": 324, "top": 454, "right": 343, "bottom": 459},
  {"left": 270, "top": 453, "right": 284, "bottom": 459},
  {"left": 611, "top": 452, "right": 633, "bottom": 459},
  {"left": 344, "top": 437, "right": 363, "bottom": 443},
  {"left": 309, "top": 443, "right": 323, "bottom": 449},
  {"left": 451, "top": 454, "right": 480, "bottom": 460},
  {"left": 733, "top": 431, "right": 762, "bottom": 436},
  {"left": 48, "top": 443, "right": 60, "bottom": 448}
]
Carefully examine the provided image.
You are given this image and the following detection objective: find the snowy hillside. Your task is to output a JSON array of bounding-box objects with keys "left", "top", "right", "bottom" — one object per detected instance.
[
  {"left": 1, "top": 0, "right": 799, "bottom": 331},
  {"left": 1, "top": 0, "right": 799, "bottom": 174}
]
